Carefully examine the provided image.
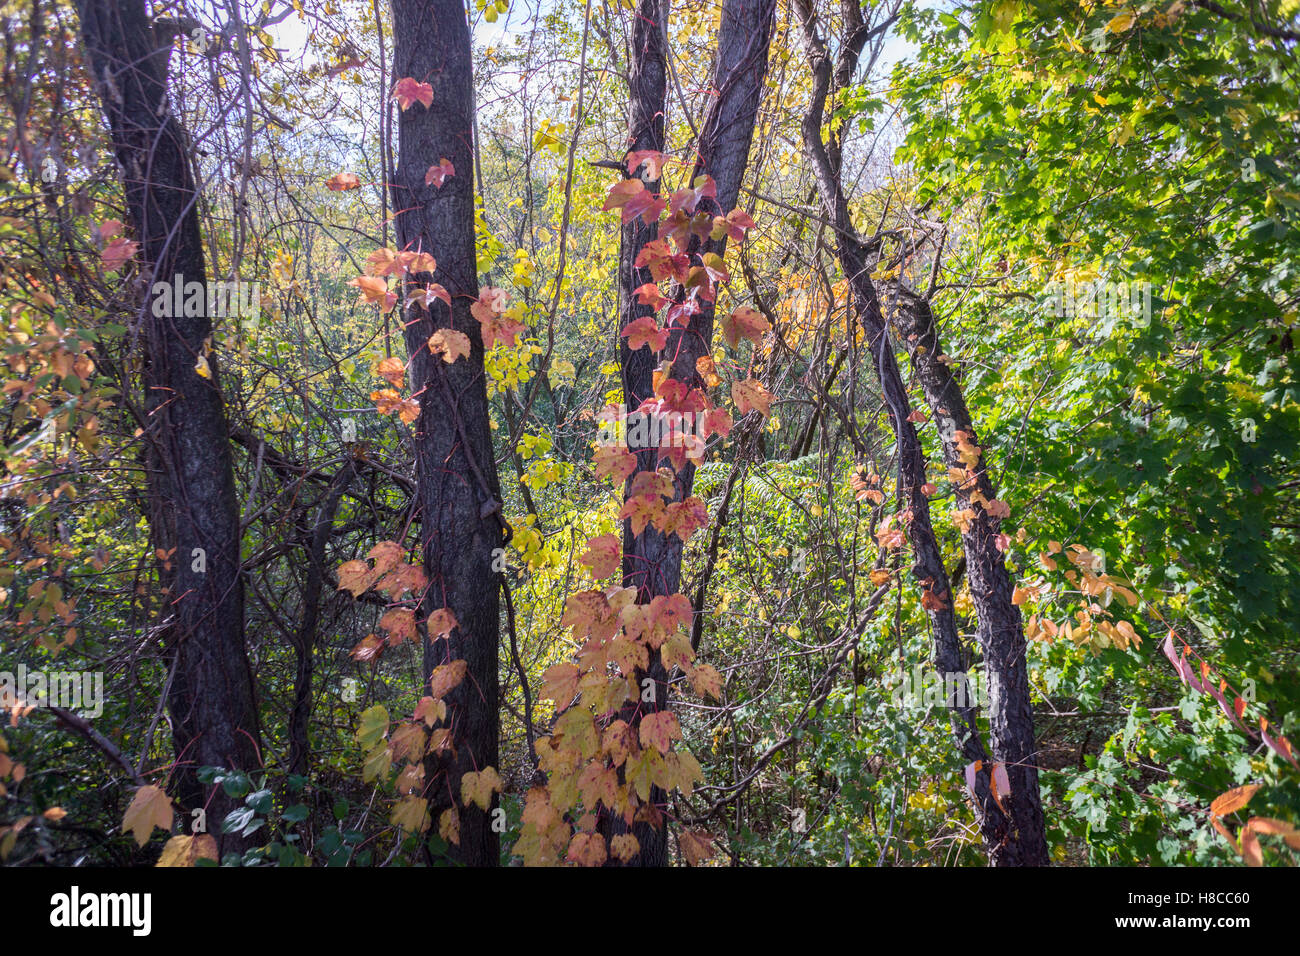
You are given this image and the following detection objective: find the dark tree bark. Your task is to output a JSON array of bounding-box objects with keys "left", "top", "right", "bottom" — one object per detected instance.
[
  {"left": 890, "top": 285, "right": 1050, "bottom": 865},
  {"left": 793, "top": 0, "right": 1047, "bottom": 865},
  {"left": 388, "top": 0, "right": 505, "bottom": 867},
  {"left": 608, "top": 0, "right": 776, "bottom": 866},
  {"left": 289, "top": 462, "right": 356, "bottom": 777},
  {"left": 75, "top": 0, "right": 261, "bottom": 853}
]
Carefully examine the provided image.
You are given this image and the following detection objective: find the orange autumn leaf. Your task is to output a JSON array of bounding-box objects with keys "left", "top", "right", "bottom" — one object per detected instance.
[
  {"left": 720, "top": 306, "right": 770, "bottom": 348},
  {"left": 579, "top": 534, "right": 620, "bottom": 579},
  {"left": 326, "top": 172, "right": 362, "bottom": 190},
  {"left": 732, "top": 378, "right": 774, "bottom": 417},
  {"left": 429, "top": 659, "right": 467, "bottom": 698},
  {"left": 428, "top": 328, "right": 471, "bottom": 363},
  {"left": 350, "top": 275, "right": 396, "bottom": 313},
  {"left": 375, "top": 356, "right": 406, "bottom": 388}
]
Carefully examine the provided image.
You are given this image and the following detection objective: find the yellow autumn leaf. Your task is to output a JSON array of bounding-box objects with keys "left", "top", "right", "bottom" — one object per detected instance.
[
  {"left": 1106, "top": 10, "right": 1135, "bottom": 33},
  {"left": 122, "top": 785, "right": 173, "bottom": 847}
]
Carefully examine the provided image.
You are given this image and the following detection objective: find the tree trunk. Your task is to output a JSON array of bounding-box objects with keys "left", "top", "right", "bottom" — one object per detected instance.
[
  {"left": 890, "top": 285, "right": 1050, "bottom": 865},
  {"left": 792, "top": 0, "right": 1045, "bottom": 865},
  {"left": 609, "top": 0, "right": 776, "bottom": 866},
  {"left": 388, "top": 0, "right": 505, "bottom": 867},
  {"left": 75, "top": 0, "right": 262, "bottom": 855}
]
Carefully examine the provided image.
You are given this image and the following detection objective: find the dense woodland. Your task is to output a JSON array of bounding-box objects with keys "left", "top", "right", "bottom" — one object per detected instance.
[{"left": 0, "top": 0, "right": 1297, "bottom": 868}]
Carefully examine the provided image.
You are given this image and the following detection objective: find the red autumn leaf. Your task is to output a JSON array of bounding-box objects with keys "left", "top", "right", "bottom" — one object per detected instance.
[
  {"left": 621, "top": 315, "right": 668, "bottom": 352},
  {"left": 732, "top": 377, "right": 774, "bottom": 417},
  {"left": 427, "top": 328, "right": 471, "bottom": 363},
  {"left": 634, "top": 282, "right": 667, "bottom": 310},
  {"left": 634, "top": 238, "right": 689, "bottom": 284},
  {"left": 603, "top": 178, "right": 666, "bottom": 225},
  {"left": 720, "top": 305, "right": 771, "bottom": 348},
  {"left": 392, "top": 77, "right": 434, "bottom": 110},
  {"left": 620, "top": 494, "right": 665, "bottom": 536},
  {"left": 592, "top": 445, "right": 638, "bottom": 484},
  {"left": 625, "top": 149, "right": 669, "bottom": 179},
  {"left": 669, "top": 174, "right": 717, "bottom": 216},
  {"left": 375, "top": 356, "right": 406, "bottom": 388},
  {"left": 101, "top": 237, "right": 139, "bottom": 273},
  {"left": 579, "top": 534, "right": 621, "bottom": 579},
  {"left": 380, "top": 608, "right": 417, "bottom": 645},
  {"left": 326, "top": 172, "right": 362, "bottom": 191},
  {"left": 660, "top": 497, "right": 709, "bottom": 541},
  {"left": 639, "top": 711, "right": 682, "bottom": 755},
  {"left": 407, "top": 283, "right": 451, "bottom": 312},
  {"left": 425, "top": 158, "right": 455, "bottom": 188}
]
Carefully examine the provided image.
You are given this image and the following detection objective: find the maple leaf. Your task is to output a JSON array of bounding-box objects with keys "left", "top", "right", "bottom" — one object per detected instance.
[
  {"left": 643, "top": 593, "right": 692, "bottom": 648},
  {"left": 414, "top": 696, "right": 446, "bottom": 726},
  {"left": 634, "top": 238, "right": 689, "bottom": 284},
  {"left": 428, "top": 328, "right": 471, "bottom": 364},
  {"left": 721, "top": 306, "right": 771, "bottom": 348},
  {"left": 326, "top": 172, "right": 362, "bottom": 191},
  {"left": 625, "top": 149, "right": 668, "bottom": 179},
  {"left": 732, "top": 378, "right": 774, "bottom": 417},
  {"left": 407, "top": 284, "right": 452, "bottom": 315},
  {"left": 577, "top": 762, "right": 621, "bottom": 810},
  {"left": 388, "top": 722, "right": 428, "bottom": 762},
  {"left": 96, "top": 219, "right": 124, "bottom": 242},
  {"left": 609, "top": 833, "right": 640, "bottom": 862},
  {"left": 711, "top": 208, "right": 756, "bottom": 243},
  {"left": 541, "top": 663, "right": 582, "bottom": 710},
  {"left": 592, "top": 445, "right": 636, "bottom": 486},
  {"left": 579, "top": 534, "right": 620, "bottom": 579},
  {"left": 380, "top": 608, "right": 417, "bottom": 645},
  {"left": 921, "top": 587, "right": 949, "bottom": 611},
  {"left": 336, "top": 559, "right": 376, "bottom": 597},
  {"left": 461, "top": 767, "right": 503, "bottom": 811},
  {"left": 602, "top": 178, "right": 666, "bottom": 225},
  {"left": 365, "top": 247, "right": 403, "bottom": 277},
  {"left": 985, "top": 499, "right": 1011, "bottom": 519},
  {"left": 669, "top": 175, "right": 718, "bottom": 216},
  {"left": 701, "top": 406, "right": 732, "bottom": 439},
  {"left": 439, "top": 807, "right": 460, "bottom": 845},
  {"left": 350, "top": 275, "right": 396, "bottom": 313},
  {"left": 621, "top": 315, "right": 668, "bottom": 352},
  {"left": 424, "top": 157, "right": 455, "bottom": 188},
  {"left": 375, "top": 356, "right": 406, "bottom": 388},
  {"left": 625, "top": 747, "right": 664, "bottom": 801},
  {"left": 628, "top": 469, "right": 674, "bottom": 499},
  {"left": 620, "top": 494, "right": 665, "bottom": 536},
  {"left": 661, "top": 631, "right": 696, "bottom": 672},
  {"left": 122, "top": 785, "right": 173, "bottom": 847},
  {"left": 679, "top": 829, "right": 715, "bottom": 865},
  {"left": 660, "top": 497, "right": 709, "bottom": 541},
  {"left": 405, "top": 251, "right": 437, "bottom": 275},
  {"left": 350, "top": 633, "right": 384, "bottom": 661},
  {"left": 639, "top": 710, "right": 682, "bottom": 754},
  {"left": 906, "top": 409, "right": 927, "bottom": 423},
  {"left": 561, "top": 590, "right": 618, "bottom": 641},
  {"left": 634, "top": 282, "right": 667, "bottom": 310},
  {"left": 372, "top": 388, "right": 402, "bottom": 416},
  {"left": 566, "top": 832, "right": 608, "bottom": 867},
  {"left": 101, "top": 237, "right": 138, "bottom": 273},
  {"left": 554, "top": 706, "right": 599, "bottom": 758},
  {"left": 374, "top": 561, "right": 426, "bottom": 599},
  {"left": 429, "top": 658, "right": 467, "bottom": 698},
  {"left": 391, "top": 77, "right": 434, "bottom": 110},
  {"left": 156, "top": 833, "right": 218, "bottom": 867},
  {"left": 688, "top": 662, "right": 723, "bottom": 700},
  {"left": 391, "top": 796, "right": 430, "bottom": 834}
]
